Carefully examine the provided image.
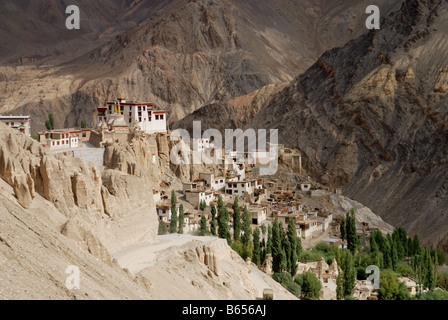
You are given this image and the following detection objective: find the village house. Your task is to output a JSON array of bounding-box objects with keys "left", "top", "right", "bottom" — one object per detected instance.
[
  {"left": 185, "top": 189, "right": 215, "bottom": 209},
  {"left": 398, "top": 277, "right": 418, "bottom": 296},
  {"left": 225, "top": 179, "right": 263, "bottom": 198},
  {"left": 287, "top": 202, "right": 303, "bottom": 214},
  {"left": 184, "top": 213, "right": 200, "bottom": 233},
  {"left": 300, "top": 183, "right": 311, "bottom": 192},
  {"left": 296, "top": 216, "right": 320, "bottom": 239},
  {"left": 0, "top": 115, "right": 31, "bottom": 136},
  {"left": 38, "top": 128, "right": 91, "bottom": 150},
  {"left": 248, "top": 205, "right": 268, "bottom": 226},
  {"left": 323, "top": 238, "right": 343, "bottom": 247},
  {"left": 199, "top": 172, "right": 226, "bottom": 191},
  {"left": 157, "top": 203, "right": 181, "bottom": 221},
  {"left": 182, "top": 182, "right": 200, "bottom": 196},
  {"left": 97, "top": 98, "right": 167, "bottom": 135},
  {"left": 317, "top": 212, "right": 333, "bottom": 231}
]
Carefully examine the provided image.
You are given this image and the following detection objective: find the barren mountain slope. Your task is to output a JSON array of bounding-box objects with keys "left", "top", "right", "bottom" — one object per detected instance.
[
  {"left": 0, "top": 0, "right": 402, "bottom": 133},
  {"left": 176, "top": 0, "right": 448, "bottom": 250},
  {"left": 255, "top": 0, "right": 448, "bottom": 251}
]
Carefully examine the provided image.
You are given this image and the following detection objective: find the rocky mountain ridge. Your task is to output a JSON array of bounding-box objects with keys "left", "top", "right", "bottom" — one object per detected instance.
[
  {"left": 0, "top": 0, "right": 403, "bottom": 133},
  {"left": 174, "top": 0, "right": 448, "bottom": 252}
]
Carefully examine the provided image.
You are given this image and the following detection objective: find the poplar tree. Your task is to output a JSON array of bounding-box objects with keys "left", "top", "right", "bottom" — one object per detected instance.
[
  {"left": 178, "top": 204, "right": 184, "bottom": 234},
  {"left": 218, "top": 206, "right": 231, "bottom": 245},
  {"left": 170, "top": 190, "right": 178, "bottom": 233},
  {"left": 48, "top": 113, "right": 55, "bottom": 130},
  {"left": 336, "top": 273, "right": 344, "bottom": 300},
  {"left": 272, "top": 218, "right": 282, "bottom": 273},
  {"left": 233, "top": 197, "right": 241, "bottom": 241},
  {"left": 200, "top": 214, "right": 207, "bottom": 236},
  {"left": 210, "top": 203, "right": 217, "bottom": 236},
  {"left": 45, "top": 120, "right": 51, "bottom": 130},
  {"left": 425, "top": 249, "right": 436, "bottom": 290},
  {"left": 346, "top": 210, "right": 358, "bottom": 253},
  {"left": 340, "top": 217, "right": 346, "bottom": 241},
  {"left": 267, "top": 225, "right": 273, "bottom": 254},
  {"left": 287, "top": 219, "right": 298, "bottom": 276},
  {"left": 253, "top": 227, "right": 261, "bottom": 266},
  {"left": 242, "top": 206, "right": 252, "bottom": 259},
  {"left": 343, "top": 251, "right": 356, "bottom": 297},
  {"left": 391, "top": 242, "right": 399, "bottom": 271}
]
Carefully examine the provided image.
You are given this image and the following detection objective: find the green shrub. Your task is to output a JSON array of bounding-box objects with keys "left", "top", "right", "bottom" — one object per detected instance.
[{"left": 273, "top": 272, "right": 301, "bottom": 298}]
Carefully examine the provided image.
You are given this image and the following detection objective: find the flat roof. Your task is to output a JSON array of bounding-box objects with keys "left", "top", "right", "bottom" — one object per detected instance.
[{"left": 0, "top": 115, "right": 31, "bottom": 119}]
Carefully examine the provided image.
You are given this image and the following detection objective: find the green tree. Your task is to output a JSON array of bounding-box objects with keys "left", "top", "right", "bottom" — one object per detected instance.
[
  {"left": 336, "top": 273, "right": 344, "bottom": 300},
  {"left": 218, "top": 206, "right": 231, "bottom": 245},
  {"left": 210, "top": 204, "right": 217, "bottom": 236},
  {"left": 48, "top": 113, "right": 55, "bottom": 130},
  {"left": 346, "top": 209, "right": 358, "bottom": 253},
  {"left": 342, "top": 251, "right": 356, "bottom": 297},
  {"left": 272, "top": 218, "right": 282, "bottom": 273},
  {"left": 45, "top": 120, "right": 51, "bottom": 131},
  {"left": 340, "top": 217, "right": 346, "bottom": 242},
  {"left": 425, "top": 249, "right": 436, "bottom": 290},
  {"left": 81, "top": 120, "right": 87, "bottom": 129},
  {"left": 199, "top": 200, "right": 206, "bottom": 211},
  {"left": 241, "top": 206, "right": 252, "bottom": 259},
  {"left": 217, "top": 195, "right": 224, "bottom": 212},
  {"left": 158, "top": 220, "right": 167, "bottom": 235},
  {"left": 253, "top": 227, "right": 261, "bottom": 266},
  {"left": 200, "top": 214, "right": 207, "bottom": 236},
  {"left": 169, "top": 190, "right": 178, "bottom": 233},
  {"left": 267, "top": 225, "right": 273, "bottom": 254},
  {"left": 378, "top": 269, "right": 410, "bottom": 300},
  {"left": 178, "top": 204, "right": 184, "bottom": 234},
  {"left": 296, "top": 272, "right": 322, "bottom": 300},
  {"left": 32, "top": 134, "right": 39, "bottom": 140},
  {"left": 287, "top": 219, "right": 298, "bottom": 276},
  {"left": 233, "top": 197, "right": 241, "bottom": 241},
  {"left": 391, "top": 242, "right": 399, "bottom": 271}
]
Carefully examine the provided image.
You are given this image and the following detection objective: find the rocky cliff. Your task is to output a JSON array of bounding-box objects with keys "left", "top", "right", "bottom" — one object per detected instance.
[{"left": 0, "top": 122, "right": 159, "bottom": 256}]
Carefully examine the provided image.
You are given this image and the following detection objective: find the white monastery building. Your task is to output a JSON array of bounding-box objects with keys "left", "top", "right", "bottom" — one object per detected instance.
[{"left": 97, "top": 98, "right": 167, "bottom": 134}]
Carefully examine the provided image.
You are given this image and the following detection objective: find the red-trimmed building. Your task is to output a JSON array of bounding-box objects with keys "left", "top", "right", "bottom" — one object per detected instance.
[{"left": 97, "top": 98, "right": 167, "bottom": 134}]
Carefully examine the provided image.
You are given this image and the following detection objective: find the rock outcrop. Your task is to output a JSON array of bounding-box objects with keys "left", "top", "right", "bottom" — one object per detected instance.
[
  {"left": 0, "top": 123, "right": 159, "bottom": 257},
  {"left": 0, "top": 176, "right": 153, "bottom": 300},
  {"left": 135, "top": 237, "right": 297, "bottom": 300}
]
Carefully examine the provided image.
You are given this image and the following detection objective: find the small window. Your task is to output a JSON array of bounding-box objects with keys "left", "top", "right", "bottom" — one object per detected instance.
[
  {"left": 160, "top": 115, "right": 164, "bottom": 120},
  {"left": 156, "top": 115, "right": 160, "bottom": 120},
  {"left": 82, "top": 133, "right": 87, "bottom": 138}
]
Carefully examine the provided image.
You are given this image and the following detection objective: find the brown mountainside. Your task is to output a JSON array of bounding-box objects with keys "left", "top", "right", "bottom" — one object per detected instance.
[
  {"left": 174, "top": 0, "right": 448, "bottom": 252},
  {"left": 0, "top": 0, "right": 402, "bottom": 132}
]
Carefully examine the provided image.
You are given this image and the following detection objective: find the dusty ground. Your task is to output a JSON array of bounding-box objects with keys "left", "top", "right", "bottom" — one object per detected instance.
[{"left": 114, "top": 234, "right": 298, "bottom": 300}]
